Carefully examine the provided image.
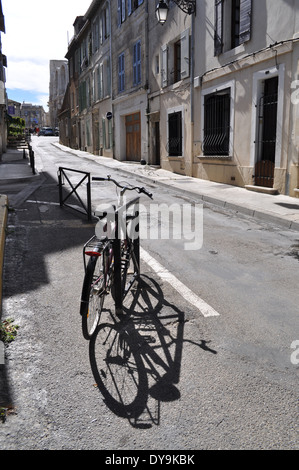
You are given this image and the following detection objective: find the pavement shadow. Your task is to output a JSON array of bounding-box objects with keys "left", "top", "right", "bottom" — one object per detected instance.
[
  {"left": 1, "top": 170, "right": 96, "bottom": 411},
  {"left": 2, "top": 170, "right": 95, "bottom": 298},
  {"left": 89, "top": 274, "right": 217, "bottom": 428}
]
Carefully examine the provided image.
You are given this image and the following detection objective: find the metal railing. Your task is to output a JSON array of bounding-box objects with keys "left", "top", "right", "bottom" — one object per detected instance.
[{"left": 58, "top": 167, "right": 92, "bottom": 220}]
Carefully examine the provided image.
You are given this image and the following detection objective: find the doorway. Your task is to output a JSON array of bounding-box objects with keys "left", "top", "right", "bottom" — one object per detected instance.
[
  {"left": 255, "top": 76, "right": 278, "bottom": 187},
  {"left": 125, "top": 112, "right": 141, "bottom": 161}
]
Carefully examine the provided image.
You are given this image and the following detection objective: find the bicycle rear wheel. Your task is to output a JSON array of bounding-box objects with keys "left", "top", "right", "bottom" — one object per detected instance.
[{"left": 80, "top": 251, "right": 107, "bottom": 340}]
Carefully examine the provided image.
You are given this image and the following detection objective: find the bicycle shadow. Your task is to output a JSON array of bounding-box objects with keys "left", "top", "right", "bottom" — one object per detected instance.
[{"left": 89, "top": 274, "right": 217, "bottom": 428}]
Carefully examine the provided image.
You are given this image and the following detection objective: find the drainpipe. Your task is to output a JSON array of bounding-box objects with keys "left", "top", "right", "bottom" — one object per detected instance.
[
  {"left": 190, "top": 11, "right": 195, "bottom": 177},
  {"left": 145, "top": 0, "right": 150, "bottom": 164},
  {"left": 108, "top": 0, "right": 114, "bottom": 159}
]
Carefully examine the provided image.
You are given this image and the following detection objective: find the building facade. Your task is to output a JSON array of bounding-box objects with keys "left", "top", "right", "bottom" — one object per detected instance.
[
  {"left": 19, "top": 102, "right": 48, "bottom": 129},
  {"left": 0, "top": 0, "right": 6, "bottom": 157},
  {"left": 59, "top": 0, "right": 299, "bottom": 197},
  {"left": 192, "top": 0, "right": 299, "bottom": 197},
  {"left": 49, "top": 60, "right": 68, "bottom": 128}
]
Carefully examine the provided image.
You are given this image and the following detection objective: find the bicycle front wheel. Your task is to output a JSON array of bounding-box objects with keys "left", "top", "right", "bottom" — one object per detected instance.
[
  {"left": 89, "top": 323, "right": 148, "bottom": 419},
  {"left": 80, "top": 252, "right": 107, "bottom": 340}
]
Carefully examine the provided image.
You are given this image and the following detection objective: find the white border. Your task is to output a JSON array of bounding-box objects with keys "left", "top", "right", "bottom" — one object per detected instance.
[
  {"left": 250, "top": 64, "right": 285, "bottom": 168},
  {"left": 167, "top": 105, "right": 185, "bottom": 157},
  {"left": 201, "top": 79, "right": 235, "bottom": 157}
]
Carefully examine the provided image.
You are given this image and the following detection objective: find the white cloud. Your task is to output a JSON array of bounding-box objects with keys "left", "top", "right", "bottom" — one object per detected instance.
[{"left": 1, "top": 0, "right": 92, "bottom": 97}]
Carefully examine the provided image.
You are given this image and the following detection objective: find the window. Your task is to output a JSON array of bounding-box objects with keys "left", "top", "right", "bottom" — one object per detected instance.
[
  {"left": 168, "top": 111, "right": 182, "bottom": 157},
  {"left": 118, "top": 52, "right": 125, "bottom": 92},
  {"left": 79, "top": 80, "right": 87, "bottom": 111},
  {"left": 133, "top": 41, "right": 141, "bottom": 86},
  {"left": 174, "top": 41, "right": 181, "bottom": 83},
  {"left": 92, "top": 17, "right": 99, "bottom": 53},
  {"left": 231, "top": 0, "right": 241, "bottom": 48},
  {"left": 161, "top": 29, "right": 190, "bottom": 88},
  {"left": 96, "top": 65, "right": 102, "bottom": 100},
  {"left": 118, "top": 0, "right": 126, "bottom": 25},
  {"left": 128, "top": 0, "right": 144, "bottom": 16},
  {"left": 203, "top": 89, "right": 231, "bottom": 156},
  {"left": 155, "top": 55, "right": 159, "bottom": 75},
  {"left": 100, "top": 5, "right": 110, "bottom": 43},
  {"left": 214, "top": 0, "right": 252, "bottom": 55}
]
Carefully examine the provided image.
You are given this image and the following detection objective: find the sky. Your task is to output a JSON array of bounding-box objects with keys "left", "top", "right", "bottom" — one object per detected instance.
[{"left": 1, "top": 0, "right": 93, "bottom": 112}]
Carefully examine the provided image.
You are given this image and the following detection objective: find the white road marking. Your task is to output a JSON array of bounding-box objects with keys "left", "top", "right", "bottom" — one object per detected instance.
[
  {"left": 140, "top": 247, "right": 220, "bottom": 318},
  {"left": 27, "top": 200, "right": 60, "bottom": 205}
]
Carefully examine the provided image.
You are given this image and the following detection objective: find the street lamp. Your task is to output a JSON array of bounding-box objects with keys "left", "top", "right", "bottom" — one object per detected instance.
[{"left": 156, "top": 0, "right": 196, "bottom": 24}]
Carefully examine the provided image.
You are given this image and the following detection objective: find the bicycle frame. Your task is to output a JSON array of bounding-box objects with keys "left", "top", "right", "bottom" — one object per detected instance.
[
  {"left": 113, "top": 196, "right": 140, "bottom": 315},
  {"left": 82, "top": 175, "right": 152, "bottom": 321}
]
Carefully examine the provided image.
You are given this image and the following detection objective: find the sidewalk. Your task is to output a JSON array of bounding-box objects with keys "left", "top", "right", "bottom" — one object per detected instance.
[
  {"left": 2, "top": 142, "right": 299, "bottom": 230},
  {"left": 55, "top": 142, "right": 299, "bottom": 232},
  {"left": 0, "top": 147, "right": 42, "bottom": 313},
  {"left": 0, "top": 148, "right": 38, "bottom": 183}
]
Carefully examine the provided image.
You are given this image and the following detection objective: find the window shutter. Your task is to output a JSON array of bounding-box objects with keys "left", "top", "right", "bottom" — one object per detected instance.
[
  {"left": 122, "top": 0, "right": 126, "bottom": 23},
  {"left": 214, "top": 0, "right": 223, "bottom": 56},
  {"left": 100, "top": 64, "right": 103, "bottom": 99},
  {"left": 133, "top": 41, "right": 141, "bottom": 85},
  {"left": 180, "top": 29, "right": 190, "bottom": 79},
  {"left": 161, "top": 44, "right": 168, "bottom": 88},
  {"left": 97, "top": 66, "right": 101, "bottom": 100},
  {"left": 239, "top": 0, "right": 252, "bottom": 44},
  {"left": 117, "top": 0, "right": 121, "bottom": 26},
  {"left": 133, "top": 43, "right": 137, "bottom": 85},
  {"left": 107, "top": 57, "right": 111, "bottom": 96}
]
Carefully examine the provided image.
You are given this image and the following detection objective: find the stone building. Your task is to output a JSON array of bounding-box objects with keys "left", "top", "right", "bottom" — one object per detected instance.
[
  {"left": 19, "top": 102, "right": 48, "bottom": 129},
  {"left": 0, "top": 0, "right": 6, "bottom": 156},
  {"left": 191, "top": 0, "right": 299, "bottom": 197},
  {"left": 59, "top": 0, "right": 299, "bottom": 197},
  {"left": 49, "top": 60, "right": 68, "bottom": 128}
]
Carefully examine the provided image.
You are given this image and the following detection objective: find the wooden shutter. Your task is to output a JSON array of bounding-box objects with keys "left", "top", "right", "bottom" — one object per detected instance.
[
  {"left": 161, "top": 44, "right": 168, "bottom": 88},
  {"left": 214, "top": 0, "right": 223, "bottom": 56},
  {"left": 117, "top": 0, "right": 121, "bottom": 26},
  {"left": 180, "top": 29, "right": 190, "bottom": 79},
  {"left": 239, "top": 0, "right": 252, "bottom": 44}
]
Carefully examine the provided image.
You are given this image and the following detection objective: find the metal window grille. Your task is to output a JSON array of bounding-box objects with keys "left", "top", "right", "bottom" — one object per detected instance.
[
  {"left": 203, "top": 90, "right": 230, "bottom": 156},
  {"left": 168, "top": 111, "right": 182, "bottom": 157}
]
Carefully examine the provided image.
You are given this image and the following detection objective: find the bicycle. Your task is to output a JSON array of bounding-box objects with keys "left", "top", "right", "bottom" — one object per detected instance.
[{"left": 80, "top": 175, "right": 153, "bottom": 340}]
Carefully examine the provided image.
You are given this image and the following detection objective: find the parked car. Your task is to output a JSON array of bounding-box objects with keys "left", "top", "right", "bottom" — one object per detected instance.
[
  {"left": 44, "top": 127, "right": 55, "bottom": 136},
  {"left": 38, "top": 127, "right": 54, "bottom": 136}
]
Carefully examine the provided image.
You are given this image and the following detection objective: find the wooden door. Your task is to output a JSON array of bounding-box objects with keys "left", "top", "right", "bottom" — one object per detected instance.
[{"left": 126, "top": 112, "right": 141, "bottom": 161}]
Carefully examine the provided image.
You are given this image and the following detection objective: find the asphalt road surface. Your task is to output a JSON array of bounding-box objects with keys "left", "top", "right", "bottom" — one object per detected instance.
[{"left": 0, "top": 137, "right": 298, "bottom": 450}]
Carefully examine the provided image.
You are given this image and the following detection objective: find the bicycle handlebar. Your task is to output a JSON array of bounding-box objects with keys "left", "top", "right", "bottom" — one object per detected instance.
[{"left": 92, "top": 175, "right": 153, "bottom": 199}]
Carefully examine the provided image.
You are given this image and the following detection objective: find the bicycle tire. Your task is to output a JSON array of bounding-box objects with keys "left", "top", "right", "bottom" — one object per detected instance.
[
  {"left": 80, "top": 251, "right": 107, "bottom": 340},
  {"left": 111, "top": 239, "right": 138, "bottom": 303},
  {"left": 89, "top": 323, "right": 148, "bottom": 419}
]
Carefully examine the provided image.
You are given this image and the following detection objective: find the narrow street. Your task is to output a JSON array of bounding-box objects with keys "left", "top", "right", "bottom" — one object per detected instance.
[{"left": 0, "top": 137, "right": 298, "bottom": 450}]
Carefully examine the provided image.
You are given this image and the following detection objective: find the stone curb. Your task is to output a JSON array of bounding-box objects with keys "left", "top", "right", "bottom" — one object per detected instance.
[{"left": 0, "top": 195, "right": 8, "bottom": 314}]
